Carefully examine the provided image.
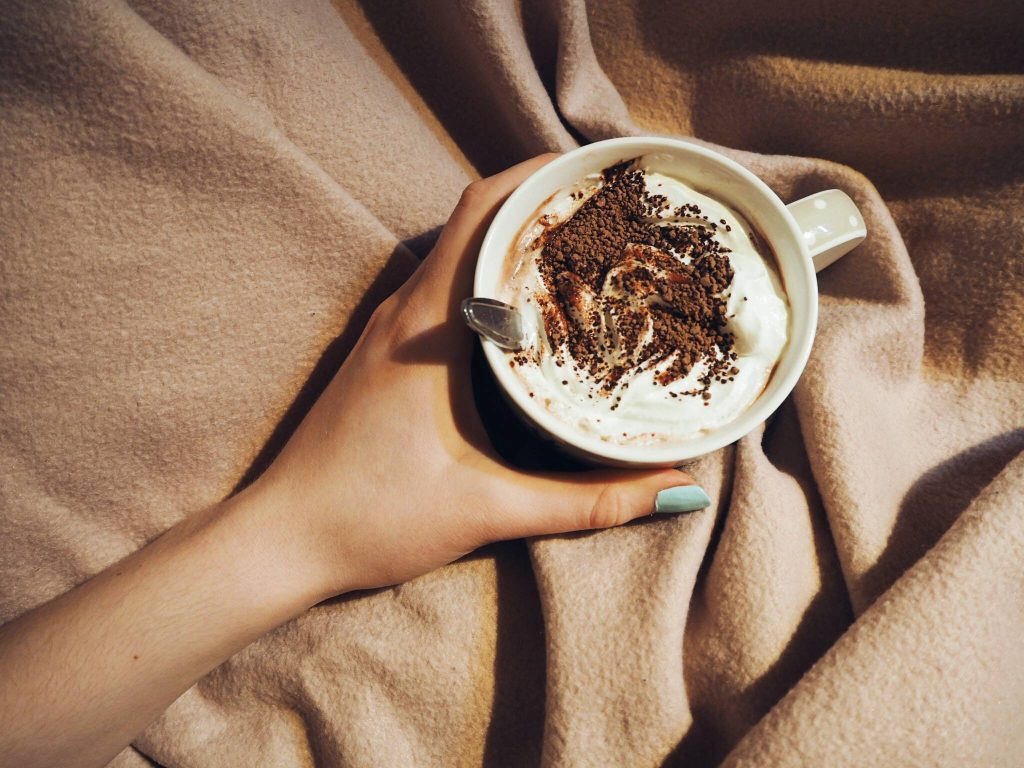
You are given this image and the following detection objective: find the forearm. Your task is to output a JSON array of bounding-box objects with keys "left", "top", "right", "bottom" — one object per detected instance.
[{"left": 0, "top": 481, "right": 328, "bottom": 768}]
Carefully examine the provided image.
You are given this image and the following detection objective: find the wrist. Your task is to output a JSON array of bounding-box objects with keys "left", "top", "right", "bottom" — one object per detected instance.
[{"left": 231, "top": 474, "right": 347, "bottom": 608}]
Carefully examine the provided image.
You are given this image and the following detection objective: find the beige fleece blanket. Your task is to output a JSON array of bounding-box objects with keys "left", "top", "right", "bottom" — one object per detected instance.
[{"left": 1, "top": 1, "right": 1022, "bottom": 766}]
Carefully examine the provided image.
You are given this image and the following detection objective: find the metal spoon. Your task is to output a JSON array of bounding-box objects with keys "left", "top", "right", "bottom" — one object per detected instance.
[{"left": 460, "top": 297, "right": 525, "bottom": 351}]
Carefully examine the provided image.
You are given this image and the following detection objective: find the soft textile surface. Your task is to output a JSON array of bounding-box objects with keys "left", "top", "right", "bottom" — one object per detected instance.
[{"left": 1, "top": 1, "right": 1022, "bottom": 765}]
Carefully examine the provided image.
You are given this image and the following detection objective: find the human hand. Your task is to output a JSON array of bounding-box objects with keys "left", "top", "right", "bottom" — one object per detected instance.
[
  {"left": 253, "top": 154, "right": 709, "bottom": 598},
  {"left": 0, "top": 156, "right": 710, "bottom": 768}
]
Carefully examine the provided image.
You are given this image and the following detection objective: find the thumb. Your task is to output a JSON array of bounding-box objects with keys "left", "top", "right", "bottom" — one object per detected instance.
[{"left": 485, "top": 467, "right": 711, "bottom": 540}]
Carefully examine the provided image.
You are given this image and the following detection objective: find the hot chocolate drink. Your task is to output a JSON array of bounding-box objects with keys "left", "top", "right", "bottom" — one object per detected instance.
[{"left": 501, "top": 155, "right": 790, "bottom": 445}]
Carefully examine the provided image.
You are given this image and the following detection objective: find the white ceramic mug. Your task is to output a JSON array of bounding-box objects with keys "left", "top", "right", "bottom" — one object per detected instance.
[{"left": 473, "top": 136, "right": 866, "bottom": 467}]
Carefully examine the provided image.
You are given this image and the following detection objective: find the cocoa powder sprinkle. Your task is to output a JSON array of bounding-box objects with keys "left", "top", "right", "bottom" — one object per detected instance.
[{"left": 534, "top": 158, "right": 736, "bottom": 401}]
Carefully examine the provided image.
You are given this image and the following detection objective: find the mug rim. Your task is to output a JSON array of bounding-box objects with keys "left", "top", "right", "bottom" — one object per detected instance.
[{"left": 474, "top": 136, "right": 818, "bottom": 466}]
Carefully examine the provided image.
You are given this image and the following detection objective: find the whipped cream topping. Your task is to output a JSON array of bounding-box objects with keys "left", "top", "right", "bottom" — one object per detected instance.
[{"left": 502, "top": 156, "right": 790, "bottom": 445}]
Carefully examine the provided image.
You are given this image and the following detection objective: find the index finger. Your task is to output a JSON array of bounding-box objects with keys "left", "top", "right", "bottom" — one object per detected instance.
[{"left": 409, "top": 153, "right": 561, "bottom": 316}]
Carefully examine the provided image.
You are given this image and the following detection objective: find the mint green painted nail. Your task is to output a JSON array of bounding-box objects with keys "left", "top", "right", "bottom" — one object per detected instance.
[{"left": 655, "top": 485, "right": 711, "bottom": 514}]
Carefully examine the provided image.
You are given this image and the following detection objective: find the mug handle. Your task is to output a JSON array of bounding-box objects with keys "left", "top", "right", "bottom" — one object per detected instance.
[{"left": 785, "top": 189, "right": 867, "bottom": 273}]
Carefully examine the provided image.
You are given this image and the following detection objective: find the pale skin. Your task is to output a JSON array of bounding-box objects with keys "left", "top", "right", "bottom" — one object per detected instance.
[{"left": 0, "top": 154, "right": 697, "bottom": 768}]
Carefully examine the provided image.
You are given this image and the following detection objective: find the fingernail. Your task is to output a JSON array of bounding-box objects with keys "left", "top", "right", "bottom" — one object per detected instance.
[{"left": 655, "top": 485, "right": 711, "bottom": 514}]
